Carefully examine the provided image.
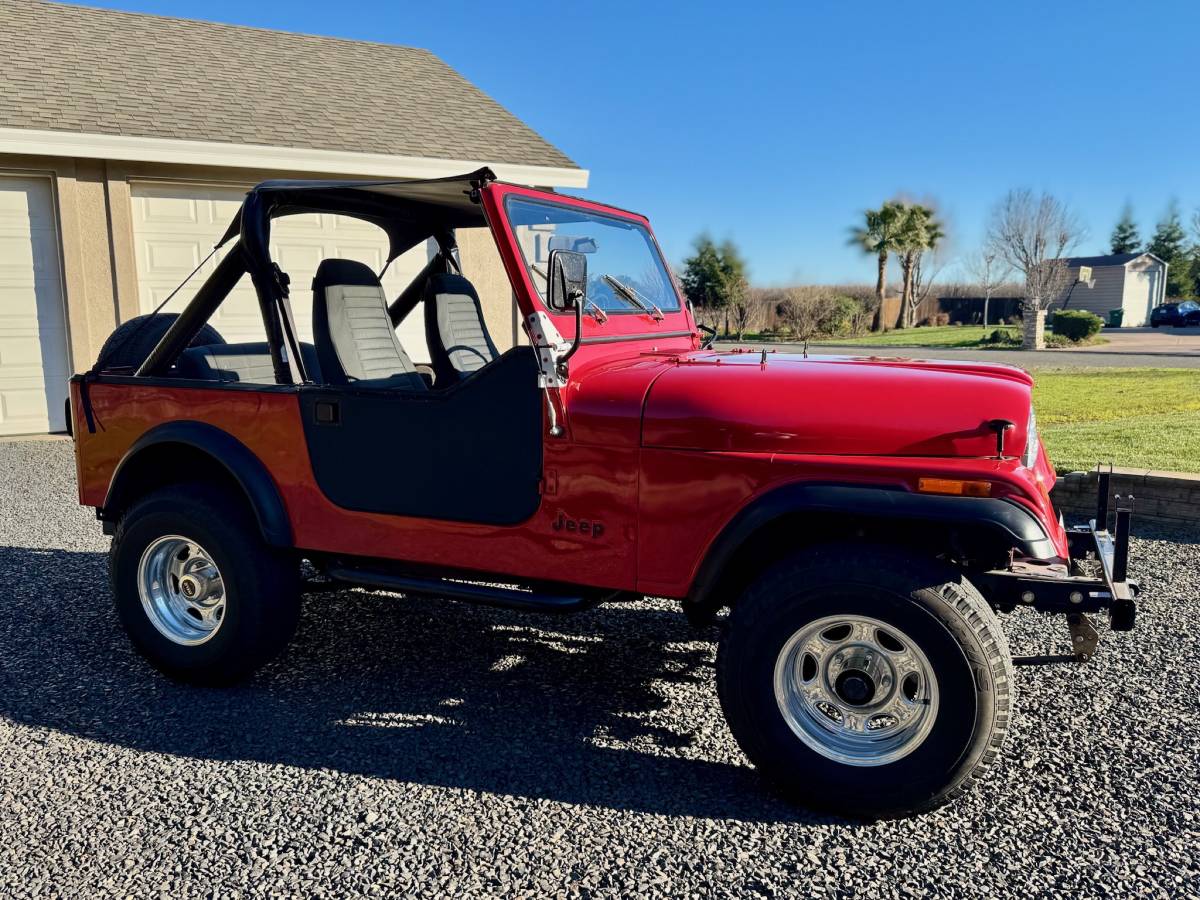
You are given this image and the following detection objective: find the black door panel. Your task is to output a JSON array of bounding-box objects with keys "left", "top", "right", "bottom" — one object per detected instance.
[{"left": 300, "top": 348, "right": 543, "bottom": 525}]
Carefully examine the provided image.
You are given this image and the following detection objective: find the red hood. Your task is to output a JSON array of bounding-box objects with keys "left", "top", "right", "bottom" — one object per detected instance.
[{"left": 637, "top": 350, "right": 1035, "bottom": 458}]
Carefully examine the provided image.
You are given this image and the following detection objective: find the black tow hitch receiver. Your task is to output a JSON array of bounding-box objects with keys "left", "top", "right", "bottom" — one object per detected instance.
[{"left": 975, "top": 467, "right": 1138, "bottom": 660}]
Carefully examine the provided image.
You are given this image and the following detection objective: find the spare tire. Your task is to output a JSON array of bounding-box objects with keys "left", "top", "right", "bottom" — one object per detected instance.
[{"left": 95, "top": 314, "right": 225, "bottom": 372}]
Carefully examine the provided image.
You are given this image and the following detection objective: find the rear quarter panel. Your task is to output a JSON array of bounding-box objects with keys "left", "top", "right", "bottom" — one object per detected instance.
[{"left": 72, "top": 380, "right": 641, "bottom": 591}]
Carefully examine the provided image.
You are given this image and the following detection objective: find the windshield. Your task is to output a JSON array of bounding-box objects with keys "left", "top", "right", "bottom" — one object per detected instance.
[{"left": 504, "top": 197, "right": 682, "bottom": 313}]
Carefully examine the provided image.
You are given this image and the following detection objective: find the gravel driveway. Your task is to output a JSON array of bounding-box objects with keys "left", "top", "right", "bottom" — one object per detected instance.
[{"left": 2, "top": 439, "right": 1198, "bottom": 898}]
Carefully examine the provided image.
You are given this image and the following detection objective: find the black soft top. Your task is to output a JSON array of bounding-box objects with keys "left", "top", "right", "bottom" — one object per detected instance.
[{"left": 219, "top": 167, "right": 495, "bottom": 264}]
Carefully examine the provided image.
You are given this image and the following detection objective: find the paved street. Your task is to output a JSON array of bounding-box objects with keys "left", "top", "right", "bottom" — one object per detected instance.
[
  {"left": 720, "top": 325, "right": 1200, "bottom": 369},
  {"left": 1, "top": 440, "right": 1198, "bottom": 897},
  {"left": 727, "top": 341, "right": 1200, "bottom": 369}
]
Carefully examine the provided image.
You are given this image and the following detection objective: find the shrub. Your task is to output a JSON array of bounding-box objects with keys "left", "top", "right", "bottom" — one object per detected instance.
[
  {"left": 1052, "top": 310, "right": 1103, "bottom": 342},
  {"left": 772, "top": 290, "right": 869, "bottom": 340},
  {"left": 821, "top": 295, "right": 862, "bottom": 336},
  {"left": 847, "top": 299, "right": 876, "bottom": 336},
  {"left": 774, "top": 293, "right": 826, "bottom": 343},
  {"left": 982, "top": 328, "right": 1016, "bottom": 345}
]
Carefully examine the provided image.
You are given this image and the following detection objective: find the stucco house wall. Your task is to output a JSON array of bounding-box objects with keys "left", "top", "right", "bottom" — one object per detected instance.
[{"left": 0, "top": 0, "right": 586, "bottom": 434}]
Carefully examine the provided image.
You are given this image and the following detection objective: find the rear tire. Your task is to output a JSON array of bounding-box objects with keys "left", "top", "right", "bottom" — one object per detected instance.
[
  {"left": 716, "top": 543, "right": 1013, "bottom": 818},
  {"left": 110, "top": 482, "right": 299, "bottom": 685}
]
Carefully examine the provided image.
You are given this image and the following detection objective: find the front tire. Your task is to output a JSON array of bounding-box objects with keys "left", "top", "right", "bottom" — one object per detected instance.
[
  {"left": 110, "top": 482, "right": 300, "bottom": 685},
  {"left": 716, "top": 544, "right": 1013, "bottom": 818}
]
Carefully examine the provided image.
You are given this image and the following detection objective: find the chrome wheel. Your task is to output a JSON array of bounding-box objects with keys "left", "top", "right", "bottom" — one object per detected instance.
[
  {"left": 137, "top": 535, "right": 226, "bottom": 646},
  {"left": 774, "top": 614, "right": 938, "bottom": 766}
]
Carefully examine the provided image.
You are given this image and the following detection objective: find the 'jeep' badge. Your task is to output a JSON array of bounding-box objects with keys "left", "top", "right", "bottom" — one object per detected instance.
[{"left": 552, "top": 512, "right": 605, "bottom": 539}]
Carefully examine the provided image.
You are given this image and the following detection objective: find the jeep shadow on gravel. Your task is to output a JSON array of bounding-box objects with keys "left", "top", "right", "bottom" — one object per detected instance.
[{"left": 69, "top": 170, "right": 1139, "bottom": 818}]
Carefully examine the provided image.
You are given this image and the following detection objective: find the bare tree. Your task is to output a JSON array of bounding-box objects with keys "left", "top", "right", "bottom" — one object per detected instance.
[
  {"left": 728, "top": 294, "right": 763, "bottom": 341},
  {"left": 776, "top": 289, "right": 834, "bottom": 353},
  {"left": 987, "top": 189, "right": 1083, "bottom": 348},
  {"left": 963, "top": 245, "right": 1014, "bottom": 328},
  {"left": 910, "top": 248, "right": 945, "bottom": 324}
]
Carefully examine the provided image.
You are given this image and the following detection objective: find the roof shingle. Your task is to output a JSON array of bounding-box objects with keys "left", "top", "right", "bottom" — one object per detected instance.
[{"left": 0, "top": 0, "right": 578, "bottom": 170}]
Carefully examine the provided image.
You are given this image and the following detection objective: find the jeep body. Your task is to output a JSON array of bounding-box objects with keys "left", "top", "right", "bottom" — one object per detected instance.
[{"left": 70, "top": 171, "right": 1137, "bottom": 817}]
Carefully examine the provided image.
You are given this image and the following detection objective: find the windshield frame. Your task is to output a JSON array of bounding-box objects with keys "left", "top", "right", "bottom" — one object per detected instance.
[{"left": 501, "top": 194, "right": 685, "bottom": 318}]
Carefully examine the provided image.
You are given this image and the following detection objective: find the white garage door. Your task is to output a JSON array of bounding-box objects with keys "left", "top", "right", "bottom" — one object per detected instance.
[
  {"left": 0, "top": 175, "right": 69, "bottom": 435},
  {"left": 130, "top": 182, "right": 434, "bottom": 365}
]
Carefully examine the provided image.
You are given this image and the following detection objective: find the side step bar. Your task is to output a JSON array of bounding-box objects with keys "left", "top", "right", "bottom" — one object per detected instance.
[{"left": 322, "top": 564, "right": 606, "bottom": 614}]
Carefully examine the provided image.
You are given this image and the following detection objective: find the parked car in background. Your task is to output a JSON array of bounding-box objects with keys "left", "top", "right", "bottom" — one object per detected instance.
[
  {"left": 1151, "top": 300, "right": 1200, "bottom": 327},
  {"left": 1174, "top": 300, "right": 1200, "bottom": 327},
  {"left": 1150, "top": 302, "right": 1180, "bottom": 327}
]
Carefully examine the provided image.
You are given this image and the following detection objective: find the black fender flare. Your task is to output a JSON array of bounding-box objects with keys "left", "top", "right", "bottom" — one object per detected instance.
[
  {"left": 102, "top": 420, "right": 292, "bottom": 547},
  {"left": 687, "top": 482, "right": 1054, "bottom": 614}
]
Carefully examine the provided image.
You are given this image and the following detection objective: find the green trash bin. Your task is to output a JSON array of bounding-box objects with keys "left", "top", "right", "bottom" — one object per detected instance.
[{"left": 1107, "top": 308, "right": 1124, "bottom": 328}]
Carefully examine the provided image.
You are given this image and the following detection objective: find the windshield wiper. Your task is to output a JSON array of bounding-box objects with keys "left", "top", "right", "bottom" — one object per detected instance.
[{"left": 603, "top": 274, "right": 664, "bottom": 321}]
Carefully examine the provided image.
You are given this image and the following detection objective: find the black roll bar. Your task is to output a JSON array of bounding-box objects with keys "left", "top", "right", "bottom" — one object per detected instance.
[{"left": 137, "top": 247, "right": 247, "bottom": 377}]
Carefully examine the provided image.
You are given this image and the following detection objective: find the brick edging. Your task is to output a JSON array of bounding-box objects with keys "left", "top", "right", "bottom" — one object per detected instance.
[{"left": 1050, "top": 468, "right": 1198, "bottom": 526}]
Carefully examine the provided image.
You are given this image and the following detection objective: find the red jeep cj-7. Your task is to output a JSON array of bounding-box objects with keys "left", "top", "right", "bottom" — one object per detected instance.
[{"left": 70, "top": 170, "right": 1138, "bottom": 818}]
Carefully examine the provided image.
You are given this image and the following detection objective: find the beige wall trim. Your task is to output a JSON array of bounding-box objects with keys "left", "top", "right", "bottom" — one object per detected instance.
[
  {"left": 70, "top": 159, "right": 121, "bottom": 366},
  {"left": 0, "top": 127, "right": 589, "bottom": 189}
]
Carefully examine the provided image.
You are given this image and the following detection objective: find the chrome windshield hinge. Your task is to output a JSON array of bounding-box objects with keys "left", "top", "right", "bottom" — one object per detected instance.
[{"left": 526, "top": 311, "right": 569, "bottom": 389}]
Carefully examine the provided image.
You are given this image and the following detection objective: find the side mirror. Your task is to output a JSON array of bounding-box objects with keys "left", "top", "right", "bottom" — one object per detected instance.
[{"left": 547, "top": 249, "right": 587, "bottom": 312}]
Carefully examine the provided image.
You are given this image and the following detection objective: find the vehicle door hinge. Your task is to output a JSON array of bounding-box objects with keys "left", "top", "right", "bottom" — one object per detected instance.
[{"left": 541, "top": 469, "right": 558, "bottom": 496}]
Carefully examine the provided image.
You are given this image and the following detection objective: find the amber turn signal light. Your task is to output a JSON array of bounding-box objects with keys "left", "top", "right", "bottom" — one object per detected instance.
[{"left": 917, "top": 477, "right": 992, "bottom": 497}]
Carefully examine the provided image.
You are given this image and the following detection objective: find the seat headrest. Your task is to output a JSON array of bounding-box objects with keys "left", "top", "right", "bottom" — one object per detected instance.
[
  {"left": 312, "top": 258, "right": 380, "bottom": 292},
  {"left": 426, "top": 271, "right": 478, "bottom": 298}
]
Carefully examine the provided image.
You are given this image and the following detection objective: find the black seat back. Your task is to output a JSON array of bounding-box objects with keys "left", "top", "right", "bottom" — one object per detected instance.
[
  {"left": 176, "top": 341, "right": 321, "bottom": 384},
  {"left": 312, "top": 259, "right": 425, "bottom": 390},
  {"left": 424, "top": 272, "right": 499, "bottom": 386}
]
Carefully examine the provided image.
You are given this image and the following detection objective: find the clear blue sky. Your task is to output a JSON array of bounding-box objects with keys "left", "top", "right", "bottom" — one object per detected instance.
[{"left": 82, "top": 0, "right": 1200, "bottom": 285}]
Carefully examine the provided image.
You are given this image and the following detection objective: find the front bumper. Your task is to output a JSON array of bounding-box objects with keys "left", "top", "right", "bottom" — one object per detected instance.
[{"left": 976, "top": 469, "right": 1138, "bottom": 641}]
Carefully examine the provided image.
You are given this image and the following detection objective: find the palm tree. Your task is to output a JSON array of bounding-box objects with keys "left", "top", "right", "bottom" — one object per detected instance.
[
  {"left": 850, "top": 201, "right": 906, "bottom": 331},
  {"left": 896, "top": 205, "right": 945, "bottom": 328}
]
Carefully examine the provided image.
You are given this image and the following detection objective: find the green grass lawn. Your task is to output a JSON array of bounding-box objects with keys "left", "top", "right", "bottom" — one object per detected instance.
[
  {"left": 809, "top": 325, "right": 1019, "bottom": 348},
  {"left": 1032, "top": 368, "right": 1200, "bottom": 473}
]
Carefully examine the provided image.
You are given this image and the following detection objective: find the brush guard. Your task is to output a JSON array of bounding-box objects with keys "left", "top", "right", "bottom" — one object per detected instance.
[{"left": 975, "top": 467, "right": 1138, "bottom": 661}]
